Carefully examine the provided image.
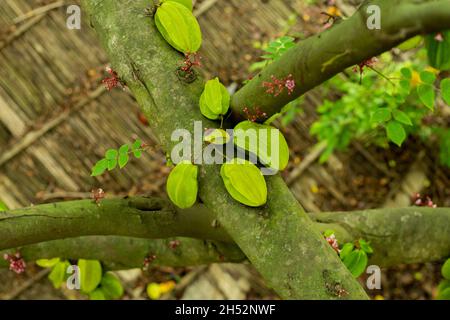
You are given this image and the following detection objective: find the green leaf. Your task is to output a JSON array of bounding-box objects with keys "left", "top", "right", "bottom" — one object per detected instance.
[
  {"left": 36, "top": 258, "right": 60, "bottom": 268},
  {"left": 386, "top": 121, "right": 406, "bottom": 147},
  {"left": 441, "top": 78, "right": 450, "bottom": 105},
  {"left": 399, "top": 79, "right": 411, "bottom": 95},
  {"left": 400, "top": 67, "right": 412, "bottom": 79},
  {"left": 166, "top": 161, "right": 198, "bottom": 209},
  {"left": 118, "top": 153, "right": 129, "bottom": 169},
  {"left": 91, "top": 159, "right": 108, "bottom": 177},
  {"left": 119, "top": 144, "right": 129, "bottom": 155},
  {"left": 89, "top": 288, "right": 107, "bottom": 300},
  {"left": 397, "top": 36, "right": 422, "bottom": 51},
  {"left": 358, "top": 239, "right": 373, "bottom": 254},
  {"left": 438, "top": 279, "right": 450, "bottom": 293},
  {"left": 220, "top": 159, "right": 267, "bottom": 207},
  {"left": 392, "top": 110, "right": 412, "bottom": 126},
  {"left": 155, "top": 1, "right": 202, "bottom": 53},
  {"left": 48, "top": 261, "right": 70, "bottom": 289},
  {"left": 105, "top": 149, "right": 118, "bottom": 160},
  {"left": 425, "top": 31, "right": 450, "bottom": 71},
  {"left": 437, "top": 287, "right": 450, "bottom": 300},
  {"left": 162, "top": 0, "right": 192, "bottom": 11},
  {"left": 199, "top": 78, "right": 230, "bottom": 120},
  {"left": 342, "top": 249, "right": 368, "bottom": 278},
  {"left": 442, "top": 258, "right": 450, "bottom": 280},
  {"left": 233, "top": 121, "right": 290, "bottom": 171},
  {"left": 419, "top": 71, "right": 436, "bottom": 84},
  {"left": 132, "top": 139, "right": 142, "bottom": 151},
  {"left": 339, "top": 243, "right": 354, "bottom": 260},
  {"left": 417, "top": 83, "right": 435, "bottom": 110},
  {"left": 371, "top": 108, "right": 391, "bottom": 124},
  {"left": 0, "top": 201, "right": 8, "bottom": 212},
  {"left": 100, "top": 272, "right": 124, "bottom": 300},
  {"left": 323, "top": 229, "right": 335, "bottom": 237},
  {"left": 107, "top": 158, "right": 117, "bottom": 171},
  {"left": 78, "top": 259, "right": 102, "bottom": 293}
]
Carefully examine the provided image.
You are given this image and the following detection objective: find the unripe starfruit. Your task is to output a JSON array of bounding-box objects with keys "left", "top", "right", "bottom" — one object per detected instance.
[
  {"left": 166, "top": 161, "right": 198, "bottom": 209},
  {"left": 155, "top": 1, "right": 202, "bottom": 54},
  {"left": 199, "top": 78, "right": 230, "bottom": 120},
  {"left": 233, "top": 120, "right": 289, "bottom": 171},
  {"left": 220, "top": 158, "right": 267, "bottom": 207}
]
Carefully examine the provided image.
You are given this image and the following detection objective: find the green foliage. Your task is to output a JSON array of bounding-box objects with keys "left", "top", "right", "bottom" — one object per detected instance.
[
  {"left": 220, "top": 159, "right": 268, "bottom": 207},
  {"left": 441, "top": 78, "right": 450, "bottom": 105},
  {"left": 199, "top": 78, "right": 230, "bottom": 120},
  {"left": 442, "top": 258, "right": 450, "bottom": 280},
  {"left": 310, "top": 52, "right": 449, "bottom": 162},
  {"left": 233, "top": 120, "right": 290, "bottom": 171},
  {"left": 36, "top": 258, "right": 60, "bottom": 268},
  {"left": 439, "top": 129, "right": 450, "bottom": 167},
  {"left": 98, "top": 272, "right": 124, "bottom": 300},
  {"left": 0, "top": 201, "right": 8, "bottom": 212},
  {"left": 339, "top": 239, "right": 373, "bottom": 278},
  {"left": 155, "top": 1, "right": 201, "bottom": 54},
  {"left": 166, "top": 161, "right": 198, "bottom": 209},
  {"left": 425, "top": 31, "right": 450, "bottom": 71},
  {"left": 250, "top": 36, "right": 295, "bottom": 72},
  {"left": 78, "top": 259, "right": 103, "bottom": 293},
  {"left": 48, "top": 260, "right": 70, "bottom": 289},
  {"left": 91, "top": 139, "right": 144, "bottom": 176}
]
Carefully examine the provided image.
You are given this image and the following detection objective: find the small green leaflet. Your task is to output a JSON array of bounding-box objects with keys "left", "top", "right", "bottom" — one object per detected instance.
[
  {"left": 419, "top": 71, "right": 436, "bottom": 85},
  {"left": 358, "top": 239, "right": 373, "bottom": 254},
  {"left": 371, "top": 108, "right": 391, "bottom": 124},
  {"left": 386, "top": 121, "right": 406, "bottom": 147},
  {"left": 392, "top": 110, "right": 412, "bottom": 126},
  {"left": 417, "top": 83, "right": 435, "bottom": 110},
  {"left": 36, "top": 258, "right": 60, "bottom": 268},
  {"left": 342, "top": 249, "right": 368, "bottom": 278},
  {"left": 91, "top": 139, "right": 144, "bottom": 176}
]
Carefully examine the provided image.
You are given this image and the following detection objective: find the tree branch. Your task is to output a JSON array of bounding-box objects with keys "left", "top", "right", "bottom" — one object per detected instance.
[
  {"left": 0, "top": 236, "right": 245, "bottom": 270},
  {"left": 0, "top": 196, "right": 231, "bottom": 250},
  {"left": 2, "top": 196, "right": 448, "bottom": 269},
  {"left": 81, "top": 0, "right": 369, "bottom": 299},
  {"left": 231, "top": 0, "right": 450, "bottom": 120}
]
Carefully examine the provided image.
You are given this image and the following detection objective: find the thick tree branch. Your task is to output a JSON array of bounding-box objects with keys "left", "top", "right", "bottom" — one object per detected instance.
[
  {"left": 82, "top": 0, "right": 369, "bottom": 299},
  {"left": 0, "top": 196, "right": 231, "bottom": 250},
  {"left": 231, "top": 0, "right": 450, "bottom": 120},
  {"left": 2, "top": 197, "right": 449, "bottom": 269},
  {"left": 0, "top": 236, "right": 245, "bottom": 270}
]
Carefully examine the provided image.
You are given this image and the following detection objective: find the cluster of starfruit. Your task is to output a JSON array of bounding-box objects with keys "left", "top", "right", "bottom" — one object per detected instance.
[
  {"left": 154, "top": 0, "right": 201, "bottom": 54},
  {"left": 166, "top": 77, "right": 290, "bottom": 209}
]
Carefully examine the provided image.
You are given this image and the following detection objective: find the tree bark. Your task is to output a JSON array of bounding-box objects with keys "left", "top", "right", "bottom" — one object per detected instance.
[
  {"left": 2, "top": 197, "right": 449, "bottom": 269},
  {"left": 82, "top": 0, "right": 372, "bottom": 299},
  {"left": 231, "top": 0, "right": 450, "bottom": 120}
]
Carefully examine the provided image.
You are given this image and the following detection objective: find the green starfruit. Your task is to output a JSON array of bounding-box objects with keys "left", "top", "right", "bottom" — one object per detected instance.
[
  {"left": 78, "top": 259, "right": 102, "bottom": 293},
  {"left": 161, "top": 0, "right": 193, "bottom": 11},
  {"left": 220, "top": 158, "right": 267, "bottom": 207},
  {"left": 233, "top": 120, "right": 289, "bottom": 171},
  {"left": 199, "top": 78, "right": 230, "bottom": 120},
  {"left": 166, "top": 161, "right": 198, "bottom": 209},
  {"left": 155, "top": 1, "right": 201, "bottom": 54}
]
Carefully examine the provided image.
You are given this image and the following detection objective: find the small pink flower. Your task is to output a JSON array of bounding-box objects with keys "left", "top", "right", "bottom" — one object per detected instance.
[
  {"left": 4, "top": 252, "right": 26, "bottom": 274},
  {"left": 435, "top": 33, "right": 444, "bottom": 42}
]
